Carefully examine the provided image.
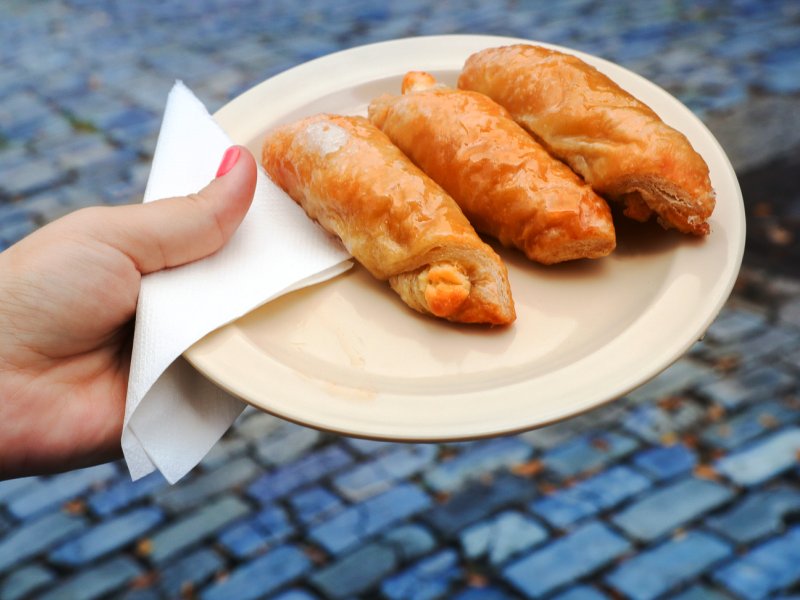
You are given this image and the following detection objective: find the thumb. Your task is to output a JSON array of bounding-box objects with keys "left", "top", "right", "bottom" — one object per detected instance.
[{"left": 96, "top": 145, "right": 257, "bottom": 274}]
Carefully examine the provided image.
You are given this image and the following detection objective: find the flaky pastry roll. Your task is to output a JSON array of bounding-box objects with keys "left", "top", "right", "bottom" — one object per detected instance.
[
  {"left": 262, "top": 114, "right": 515, "bottom": 325},
  {"left": 458, "top": 44, "right": 715, "bottom": 235},
  {"left": 369, "top": 72, "right": 615, "bottom": 265}
]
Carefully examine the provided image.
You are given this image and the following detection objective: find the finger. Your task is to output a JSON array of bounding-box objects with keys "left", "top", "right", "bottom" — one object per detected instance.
[{"left": 89, "top": 145, "right": 257, "bottom": 274}]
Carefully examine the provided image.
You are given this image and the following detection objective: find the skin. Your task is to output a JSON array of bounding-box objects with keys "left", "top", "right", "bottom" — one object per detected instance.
[{"left": 0, "top": 146, "right": 257, "bottom": 479}]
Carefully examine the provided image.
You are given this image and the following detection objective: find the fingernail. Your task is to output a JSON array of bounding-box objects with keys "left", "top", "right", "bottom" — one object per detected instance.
[{"left": 216, "top": 146, "right": 241, "bottom": 178}]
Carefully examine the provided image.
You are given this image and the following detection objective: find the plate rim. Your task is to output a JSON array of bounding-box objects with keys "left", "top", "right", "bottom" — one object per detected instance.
[{"left": 184, "top": 33, "right": 746, "bottom": 441}]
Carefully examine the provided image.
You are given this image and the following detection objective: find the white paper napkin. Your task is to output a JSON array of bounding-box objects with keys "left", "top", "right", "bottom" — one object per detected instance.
[{"left": 121, "top": 81, "right": 352, "bottom": 484}]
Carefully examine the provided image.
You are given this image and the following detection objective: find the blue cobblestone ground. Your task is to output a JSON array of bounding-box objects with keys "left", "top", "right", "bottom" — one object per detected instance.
[{"left": 2, "top": 0, "right": 800, "bottom": 598}]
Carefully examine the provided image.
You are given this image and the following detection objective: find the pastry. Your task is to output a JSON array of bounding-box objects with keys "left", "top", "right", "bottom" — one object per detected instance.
[
  {"left": 262, "top": 113, "right": 515, "bottom": 325},
  {"left": 369, "top": 71, "right": 616, "bottom": 264},
  {"left": 458, "top": 44, "right": 715, "bottom": 235}
]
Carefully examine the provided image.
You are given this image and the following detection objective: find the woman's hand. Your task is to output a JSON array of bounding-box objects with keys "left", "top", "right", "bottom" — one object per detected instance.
[{"left": 0, "top": 146, "right": 256, "bottom": 478}]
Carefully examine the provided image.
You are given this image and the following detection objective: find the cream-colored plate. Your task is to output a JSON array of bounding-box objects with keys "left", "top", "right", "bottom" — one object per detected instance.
[{"left": 184, "top": 35, "right": 745, "bottom": 441}]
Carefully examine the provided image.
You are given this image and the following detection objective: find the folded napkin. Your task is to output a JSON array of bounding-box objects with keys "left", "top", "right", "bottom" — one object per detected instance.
[{"left": 121, "top": 81, "right": 352, "bottom": 484}]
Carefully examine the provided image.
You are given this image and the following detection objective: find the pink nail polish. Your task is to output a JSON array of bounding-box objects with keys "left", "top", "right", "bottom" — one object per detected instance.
[{"left": 216, "top": 146, "right": 241, "bottom": 178}]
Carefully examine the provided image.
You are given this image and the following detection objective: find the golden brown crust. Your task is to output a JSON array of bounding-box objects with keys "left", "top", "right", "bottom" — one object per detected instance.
[
  {"left": 369, "top": 72, "right": 616, "bottom": 265},
  {"left": 262, "top": 114, "right": 515, "bottom": 325},
  {"left": 458, "top": 44, "right": 715, "bottom": 235}
]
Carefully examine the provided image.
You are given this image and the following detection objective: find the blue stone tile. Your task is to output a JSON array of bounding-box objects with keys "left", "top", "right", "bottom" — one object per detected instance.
[
  {"left": 781, "top": 298, "right": 800, "bottom": 329},
  {"left": 453, "top": 588, "right": 518, "bottom": 600},
  {"left": 67, "top": 140, "right": 136, "bottom": 173},
  {"left": 147, "top": 495, "right": 250, "bottom": 565},
  {"left": 424, "top": 438, "right": 532, "bottom": 492},
  {"left": 422, "top": 474, "right": 536, "bottom": 537},
  {"left": 706, "top": 310, "right": 767, "bottom": 344},
  {"left": 199, "top": 436, "right": 249, "bottom": 469},
  {"left": 334, "top": 444, "right": 437, "bottom": 500},
  {"left": 702, "top": 401, "right": 799, "bottom": 450},
  {"left": 247, "top": 445, "right": 353, "bottom": 504},
  {"left": 626, "top": 359, "right": 714, "bottom": 404},
  {"left": 716, "top": 427, "right": 800, "bottom": 486},
  {"left": 669, "top": 585, "right": 732, "bottom": 600},
  {"left": 155, "top": 456, "right": 259, "bottom": 513},
  {"left": 531, "top": 466, "right": 651, "bottom": 528},
  {"left": 551, "top": 586, "right": 610, "bottom": 600},
  {"left": 269, "top": 591, "right": 320, "bottom": 600},
  {"left": 38, "top": 556, "right": 143, "bottom": 600},
  {"left": 543, "top": 431, "right": 639, "bottom": 478},
  {"left": 310, "top": 522, "right": 433, "bottom": 598},
  {"left": 13, "top": 190, "right": 69, "bottom": 224},
  {"left": 120, "top": 588, "right": 162, "bottom": 600},
  {"left": 460, "top": 511, "right": 548, "bottom": 565},
  {"left": 703, "top": 366, "right": 796, "bottom": 409},
  {"left": 218, "top": 504, "right": 294, "bottom": 559},
  {"left": 278, "top": 36, "right": 342, "bottom": 63},
  {"left": 158, "top": 548, "right": 225, "bottom": 598},
  {"left": 311, "top": 542, "right": 397, "bottom": 599},
  {"left": 520, "top": 411, "right": 603, "bottom": 450},
  {"left": 504, "top": 522, "right": 631, "bottom": 599},
  {"left": 699, "top": 377, "right": 752, "bottom": 408},
  {"left": 382, "top": 550, "right": 461, "bottom": 600},
  {"left": 49, "top": 506, "right": 163, "bottom": 566},
  {"left": 201, "top": 545, "right": 311, "bottom": 600},
  {"left": 622, "top": 22, "right": 680, "bottom": 45},
  {"left": 705, "top": 83, "right": 749, "bottom": 113},
  {"left": 352, "top": 4, "right": 390, "bottom": 23},
  {"left": 714, "top": 527, "right": 800, "bottom": 600},
  {"left": 623, "top": 401, "right": 705, "bottom": 444},
  {"left": 612, "top": 477, "right": 734, "bottom": 542},
  {"left": 0, "top": 511, "right": 87, "bottom": 574},
  {"left": 616, "top": 37, "right": 680, "bottom": 65},
  {"left": 88, "top": 470, "right": 168, "bottom": 516},
  {"left": 0, "top": 475, "right": 39, "bottom": 503},
  {"left": 147, "top": 48, "right": 223, "bottom": 81},
  {"left": 2, "top": 112, "right": 53, "bottom": 142},
  {"left": 0, "top": 201, "right": 36, "bottom": 226},
  {"left": 102, "top": 179, "right": 142, "bottom": 206},
  {"left": 309, "top": 484, "right": 431, "bottom": 555},
  {"left": 737, "top": 327, "right": 800, "bottom": 364},
  {"left": 98, "top": 106, "right": 156, "bottom": 130},
  {"left": 0, "top": 67, "right": 26, "bottom": 99},
  {"left": 759, "top": 48, "right": 800, "bottom": 93},
  {"left": 383, "top": 524, "right": 436, "bottom": 560},
  {"left": 50, "top": 133, "right": 116, "bottom": 171},
  {"left": 0, "top": 157, "right": 64, "bottom": 197},
  {"left": 0, "top": 217, "right": 35, "bottom": 244},
  {"left": 706, "top": 486, "right": 800, "bottom": 544},
  {"left": 254, "top": 421, "right": 320, "bottom": 466},
  {"left": 536, "top": 494, "right": 617, "bottom": 537},
  {"left": 632, "top": 443, "right": 698, "bottom": 481},
  {"left": 361, "top": 15, "right": 417, "bottom": 42},
  {"left": 606, "top": 531, "right": 732, "bottom": 600},
  {"left": 288, "top": 485, "right": 343, "bottom": 525},
  {"left": 53, "top": 182, "right": 105, "bottom": 214},
  {"left": 0, "top": 563, "right": 55, "bottom": 600},
  {"left": 33, "top": 68, "right": 92, "bottom": 100},
  {"left": 6, "top": 463, "right": 117, "bottom": 519},
  {"left": 739, "top": 366, "right": 796, "bottom": 400},
  {"left": 0, "top": 90, "right": 31, "bottom": 124}
]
